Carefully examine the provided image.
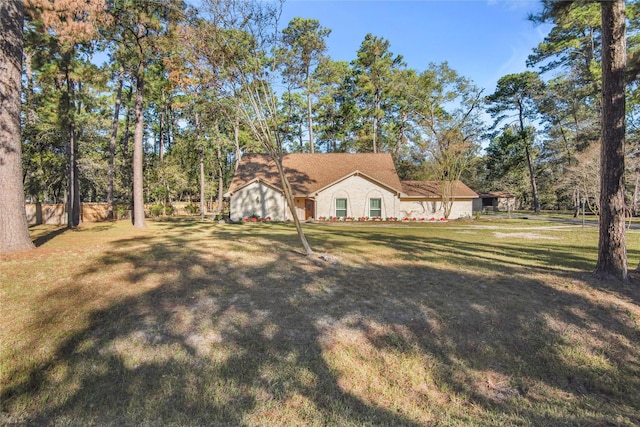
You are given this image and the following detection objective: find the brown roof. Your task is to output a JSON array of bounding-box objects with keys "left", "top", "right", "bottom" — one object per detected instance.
[
  {"left": 228, "top": 153, "right": 404, "bottom": 196},
  {"left": 401, "top": 180, "right": 478, "bottom": 199}
]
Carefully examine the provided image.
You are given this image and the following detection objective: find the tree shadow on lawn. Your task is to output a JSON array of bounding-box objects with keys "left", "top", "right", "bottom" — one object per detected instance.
[
  {"left": 331, "top": 226, "right": 640, "bottom": 282},
  {"left": 324, "top": 227, "right": 640, "bottom": 307},
  {"left": 3, "top": 225, "right": 640, "bottom": 425},
  {"left": 30, "top": 226, "right": 68, "bottom": 247}
]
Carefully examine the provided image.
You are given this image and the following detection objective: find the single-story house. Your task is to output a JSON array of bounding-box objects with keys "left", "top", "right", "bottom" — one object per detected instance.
[
  {"left": 225, "top": 153, "right": 478, "bottom": 221},
  {"left": 472, "top": 191, "right": 517, "bottom": 212}
]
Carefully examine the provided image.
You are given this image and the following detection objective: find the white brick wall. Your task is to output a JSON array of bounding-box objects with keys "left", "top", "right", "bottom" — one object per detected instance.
[
  {"left": 398, "top": 199, "right": 473, "bottom": 220},
  {"left": 315, "top": 175, "right": 398, "bottom": 219},
  {"left": 447, "top": 199, "right": 474, "bottom": 219},
  {"left": 231, "top": 177, "right": 475, "bottom": 221},
  {"left": 229, "top": 182, "right": 287, "bottom": 221}
]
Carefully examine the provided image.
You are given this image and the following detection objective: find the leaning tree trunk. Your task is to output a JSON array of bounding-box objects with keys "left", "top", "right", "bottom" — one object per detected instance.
[
  {"left": 132, "top": 61, "right": 146, "bottom": 228},
  {"left": 271, "top": 153, "right": 313, "bottom": 255},
  {"left": 596, "top": 0, "right": 627, "bottom": 280},
  {"left": 0, "top": 0, "right": 33, "bottom": 253}
]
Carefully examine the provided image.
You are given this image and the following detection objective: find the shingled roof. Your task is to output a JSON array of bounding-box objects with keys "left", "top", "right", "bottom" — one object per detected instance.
[
  {"left": 401, "top": 180, "right": 478, "bottom": 199},
  {"left": 228, "top": 153, "right": 404, "bottom": 196}
]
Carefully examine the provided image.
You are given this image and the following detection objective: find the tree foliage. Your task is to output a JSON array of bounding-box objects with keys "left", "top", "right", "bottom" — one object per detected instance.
[
  {"left": 279, "top": 17, "right": 330, "bottom": 152},
  {"left": 486, "top": 72, "right": 545, "bottom": 213}
]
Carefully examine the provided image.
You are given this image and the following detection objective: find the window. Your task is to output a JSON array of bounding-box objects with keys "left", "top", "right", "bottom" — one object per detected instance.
[
  {"left": 335, "top": 198, "right": 347, "bottom": 218},
  {"left": 369, "top": 198, "right": 382, "bottom": 217}
]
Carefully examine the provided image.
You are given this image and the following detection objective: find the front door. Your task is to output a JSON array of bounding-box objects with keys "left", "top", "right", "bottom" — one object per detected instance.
[{"left": 304, "top": 199, "right": 315, "bottom": 220}]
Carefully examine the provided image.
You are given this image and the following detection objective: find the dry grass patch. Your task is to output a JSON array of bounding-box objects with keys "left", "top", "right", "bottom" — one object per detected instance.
[{"left": 1, "top": 219, "right": 639, "bottom": 426}]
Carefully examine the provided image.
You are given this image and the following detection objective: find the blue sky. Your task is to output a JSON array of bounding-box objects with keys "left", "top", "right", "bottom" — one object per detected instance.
[{"left": 278, "top": 0, "right": 553, "bottom": 95}]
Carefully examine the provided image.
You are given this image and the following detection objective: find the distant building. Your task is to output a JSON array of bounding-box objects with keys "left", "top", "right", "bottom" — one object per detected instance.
[{"left": 473, "top": 192, "right": 516, "bottom": 212}]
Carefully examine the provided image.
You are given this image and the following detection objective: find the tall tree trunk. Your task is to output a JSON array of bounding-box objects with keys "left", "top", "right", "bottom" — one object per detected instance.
[
  {"left": 23, "top": 50, "right": 37, "bottom": 202},
  {"left": 67, "top": 118, "right": 80, "bottom": 227},
  {"left": 122, "top": 86, "right": 133, "bottom": 204},
  {"left": 372, "top": 94, "right": 380, "bottom": 153},
  {"left": 524, "top": 145, "right": 540, "bottom": 214},
  {"left": 518, "top": 108, "right": 540, "bottom": 214},
  {"left": 24, "top": 51, "right": 36, "bottom": 127},
  {"left": 65, "top": 68, "right": 80, "bottom": 228},
  {"left": 395, "top": 112, "right": 407, "bottom": 160},
  {"left": 0, "top": 0, "right": 33, "bottom": 253},
  {"left": 159, "top": 108, "right": 165, "bottom": 162},
  {"left": 633, "top": 172, "right": 639, "bottom": 217},
  {"left": 597, "top": 0, "right": 627, "bottom": 280},
  {"left": 200, "top": 146, "right": 205, "bottom": 220},
  {"left": 306, "top": 71, "right": 314, "bottom": 153},
  {"left": 234, "top": 117, "right": 241, "bottom": 171},
  {"left": 108, "top": 67, "right": 124, "bottom": 220},
  {"left": 132, "top": 61, "right": 146, "bottom": 228},
  {"left": 166, "top": 103, "right": 172, "bottom": 151},
  {"left": 217, "top": 142, "right": 224, "bottom": 215},
  {"left": 195, "top": 112, "right": 205, "bottom": 220}
]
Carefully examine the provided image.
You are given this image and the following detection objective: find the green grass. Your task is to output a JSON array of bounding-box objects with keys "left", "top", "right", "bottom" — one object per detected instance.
[{"left": 1, "top": 218, "right": 639, "bottom": 426}]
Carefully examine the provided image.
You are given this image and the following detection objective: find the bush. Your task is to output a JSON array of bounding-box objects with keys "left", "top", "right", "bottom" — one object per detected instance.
[
  {"left": 150, "top": 204, "right": 164, "bottom": 218},
  {"left": 149, "top": 204, "right": 173, "bottom": 218},
  {"left": 116, "top": 204, "right": 129, "bottom": 219},
  {"left": 185, "top": 204, "right": 199, "bottom": 215}
]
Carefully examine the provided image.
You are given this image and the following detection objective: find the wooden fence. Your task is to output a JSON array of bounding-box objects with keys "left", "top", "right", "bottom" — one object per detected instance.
[{"left": 25, "top": 202, "right": 220, "bottom": 225}]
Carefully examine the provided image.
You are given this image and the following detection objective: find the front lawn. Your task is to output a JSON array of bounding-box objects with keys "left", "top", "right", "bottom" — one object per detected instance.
[{"left": 1, "top": 219, "right": 639, "bottom": 425}]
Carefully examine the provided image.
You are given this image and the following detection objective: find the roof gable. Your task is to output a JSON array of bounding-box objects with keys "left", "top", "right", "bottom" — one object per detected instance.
[
  {"left": 314, "top": 170, "right": 403, "bottom": 196},
  {"left": 227, "top": 177, "right": 284, "bottom": 196}
]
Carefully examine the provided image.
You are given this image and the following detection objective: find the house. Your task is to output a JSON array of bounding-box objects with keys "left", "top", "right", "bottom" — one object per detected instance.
[
  {"left": 225, "top": 153, "right": 478, "bottom": 221},
  {"left": 472, "top": 191, "right": 517, "bottom": 212}
]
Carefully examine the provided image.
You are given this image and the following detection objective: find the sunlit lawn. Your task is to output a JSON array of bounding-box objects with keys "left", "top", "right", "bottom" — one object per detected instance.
[{"left": 1, "top": 218, "right": 639, "bottom": 425}]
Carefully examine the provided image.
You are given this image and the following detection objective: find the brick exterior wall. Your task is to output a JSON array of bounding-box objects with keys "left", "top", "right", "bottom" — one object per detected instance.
[
  {"left": 314, "top": 175, "right": 397, "bottom": 219},
  {"left": 229, "top": 181, "right": 287, "bottom": 221},
  {"left": 230, "top": 176, "right": 475, "bottom": 221}
]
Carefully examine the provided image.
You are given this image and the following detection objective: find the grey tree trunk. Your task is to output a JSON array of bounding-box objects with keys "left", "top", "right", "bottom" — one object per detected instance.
[
  {"left": 306, "top": 70, "right": 314, "bottom": 153},
  {"left": 132, "top": 61, "right": 147, "bottom": 228},
  {"left": 217, "top": 143, "right": 224, "bottom": 216},
  {"left": 372, "top": 93, "right": 380, "bottom": 154},
  {"left": 63, "top": 62, "right": 80, "bottom": 228},
  {"left": 234, "top": 118, "right": 241, "bottom": 171},
  {"left": 108, "top": 68, "right": 124, "bottom": 220},
  {"left": 273, "top": 154, "right": 313, "bottom": 255},
  {"left": 195, "top": 113, "right": 205, "bottom": 220},
  {"left": 524, "top": 145, "right": 540, "bottom": 214},
  {"left": 0, "top": 0, "right": 33, "bottom": 253},
  {"left": 67, "top": 117, "right": 80, "bottom": 227},
  {"left": 122, "top": 86, "right": 133, "bottom": 202},
  {"left": 596, "top": 0, "right": 628, "bottom": 280},
  {"left": 199, "top": 147, "right": 206, "bottom": 220}
]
